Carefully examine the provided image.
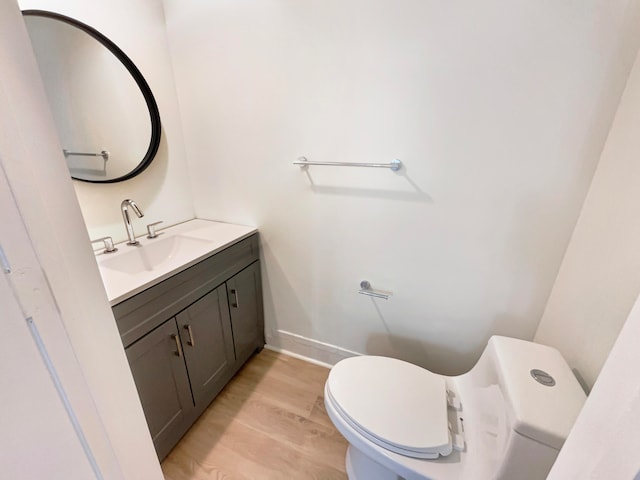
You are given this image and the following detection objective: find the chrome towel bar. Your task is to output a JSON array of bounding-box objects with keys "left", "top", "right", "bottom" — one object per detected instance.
[
  {"left": 358, "top": 280, "right": 391, "bottom": 300},
  {"left": 63, "top": 149, "right": 109, "bottom": 161},
  {"left": 294, "top": 156, "right": 401, "bottom": 172}
]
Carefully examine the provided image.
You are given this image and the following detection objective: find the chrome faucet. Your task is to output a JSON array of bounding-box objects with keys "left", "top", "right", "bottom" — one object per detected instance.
[{"left": 121, "top": 199, "right": 144, "bottom": 245}]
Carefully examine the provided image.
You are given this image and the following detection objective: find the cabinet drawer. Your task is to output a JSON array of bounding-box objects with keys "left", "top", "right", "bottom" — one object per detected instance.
[{"left": 113, "top": 234, "right": 258, "bottom": 347}]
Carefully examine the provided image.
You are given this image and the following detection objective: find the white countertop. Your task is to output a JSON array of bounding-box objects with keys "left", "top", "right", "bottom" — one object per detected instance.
[{"left": 95, "top": 219, "right": 257, "bottom": 306}]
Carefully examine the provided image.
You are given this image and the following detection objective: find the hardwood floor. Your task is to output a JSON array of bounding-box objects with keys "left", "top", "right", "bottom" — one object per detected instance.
[{"left": 161, "top": 349, "right": 348, "bottom": 480}]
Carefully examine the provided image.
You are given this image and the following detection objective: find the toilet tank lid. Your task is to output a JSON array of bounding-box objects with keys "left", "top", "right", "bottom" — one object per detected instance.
[{"left": 490, "top": 336, "right": 587, "bottom": 450}]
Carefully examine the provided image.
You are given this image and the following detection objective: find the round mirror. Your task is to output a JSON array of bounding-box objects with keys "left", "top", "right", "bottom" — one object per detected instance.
[{"left": 23, "top": 10, "right": 161, "bottom": 183}]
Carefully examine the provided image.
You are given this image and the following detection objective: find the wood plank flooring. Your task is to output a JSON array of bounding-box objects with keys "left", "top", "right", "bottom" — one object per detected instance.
[{"left": 161, "top": 349, "right": 348, "bottom": 480}]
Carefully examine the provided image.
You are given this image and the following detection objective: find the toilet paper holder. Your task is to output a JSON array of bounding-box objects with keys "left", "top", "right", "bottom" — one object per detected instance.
[{"left": 358, "top": 280, "right": 391, "bottom": 300}]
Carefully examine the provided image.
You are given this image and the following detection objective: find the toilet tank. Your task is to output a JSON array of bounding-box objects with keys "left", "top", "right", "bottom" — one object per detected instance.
[
  {"left": 480, "top": 336, "right": 587, "bottom": 479},
  {"left": 489, "top": 336, "right": 586, "bottom": 449}
]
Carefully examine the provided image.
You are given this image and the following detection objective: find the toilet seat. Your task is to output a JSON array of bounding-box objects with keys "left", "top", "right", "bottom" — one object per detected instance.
[{"left": 326, "top": 356, "right": 453, "bottom": 459}]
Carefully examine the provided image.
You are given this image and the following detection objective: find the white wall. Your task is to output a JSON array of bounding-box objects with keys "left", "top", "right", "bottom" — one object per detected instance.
[
  {"left": 19, "top": 0, "right": 195, "bottom": 244},
  {"left": 535, "top": 45, "right": 640, "bottom": 390},
  {"left": 163, "top": 0, "right": 640, "bottom": 373},
  {"left": 547, "top": 294, "right": 640, "bottom": 479},
  {"left": 1, "top": 0, "right": 163, "bottom": 477}
]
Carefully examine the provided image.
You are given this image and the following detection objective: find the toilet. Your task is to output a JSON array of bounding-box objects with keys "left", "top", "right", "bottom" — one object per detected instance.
[{"left": 324, "top": 336, "right": 586, "bottom": 480}]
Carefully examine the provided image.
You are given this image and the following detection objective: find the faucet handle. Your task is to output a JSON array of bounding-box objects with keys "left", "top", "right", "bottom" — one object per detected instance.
[
  {"left": 91, "top": 236, "right": 118, "bottom": 254},
  {"left": 146, "top": 221, "right": 164, "bottom": 239}
]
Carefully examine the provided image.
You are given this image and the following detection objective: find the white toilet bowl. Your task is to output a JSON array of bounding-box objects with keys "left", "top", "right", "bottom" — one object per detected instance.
[{"left": 324, "top": 336, "right": 586, "bottom": 480}]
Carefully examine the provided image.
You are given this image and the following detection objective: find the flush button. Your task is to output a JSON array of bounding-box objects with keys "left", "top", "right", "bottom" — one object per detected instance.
[{"left": 530, "top": 369, "right": 555, "bottom": 386}]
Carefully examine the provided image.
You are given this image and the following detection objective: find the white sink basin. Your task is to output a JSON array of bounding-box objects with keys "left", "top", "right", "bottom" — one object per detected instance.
[
  {"left": 100, "top": 235, "right": 211, "bottom": 275},
  {"left": 95, "top": 219, "right": 257, "bottom": 305}
]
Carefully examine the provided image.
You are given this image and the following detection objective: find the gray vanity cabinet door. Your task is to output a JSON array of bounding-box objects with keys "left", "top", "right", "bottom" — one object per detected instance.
[
  {"left": 175, "top": 286, "right": 235, "bottom": 408},
  {"left": 226, "top": 261, "right": 265, "bottom": 364},
  {"left": 125, "top": 319, "right": 193, "bottom": 459}
]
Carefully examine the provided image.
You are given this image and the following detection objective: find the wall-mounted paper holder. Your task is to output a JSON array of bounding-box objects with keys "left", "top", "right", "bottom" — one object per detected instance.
[{"left": 358, "top": 280, "right": 391, "bottom": 300}]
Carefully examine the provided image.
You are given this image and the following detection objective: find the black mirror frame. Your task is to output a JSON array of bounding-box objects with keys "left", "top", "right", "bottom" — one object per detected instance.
[{"left": 23, "top": 10, "right": 161, "bottom": 183}]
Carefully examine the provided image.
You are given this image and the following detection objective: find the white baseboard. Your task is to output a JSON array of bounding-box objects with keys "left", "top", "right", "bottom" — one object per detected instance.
[{"left": 265, "top": 330, "right": 362, "bottom": 368}]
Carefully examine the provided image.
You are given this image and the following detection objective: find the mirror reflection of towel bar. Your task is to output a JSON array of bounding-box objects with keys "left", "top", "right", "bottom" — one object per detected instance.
[
  {"left": 63, "top": 149, "right": 109, "bottom": 161},
  {"left": 358, "top": 280, "right": 391, "bottom": 300},
  {"left": 294, "top": 156, "right": 401, "bottom": 172}
]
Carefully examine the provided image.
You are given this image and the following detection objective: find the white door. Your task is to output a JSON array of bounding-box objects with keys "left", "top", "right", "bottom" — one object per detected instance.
[{"left": 0, "top": 164, "right": 101, "bottom": 480}]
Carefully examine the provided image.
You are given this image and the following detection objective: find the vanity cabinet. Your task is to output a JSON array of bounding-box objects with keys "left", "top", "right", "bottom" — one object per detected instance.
[{"left": 112, "top": 234, "right": 264, "bottom": 460}]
